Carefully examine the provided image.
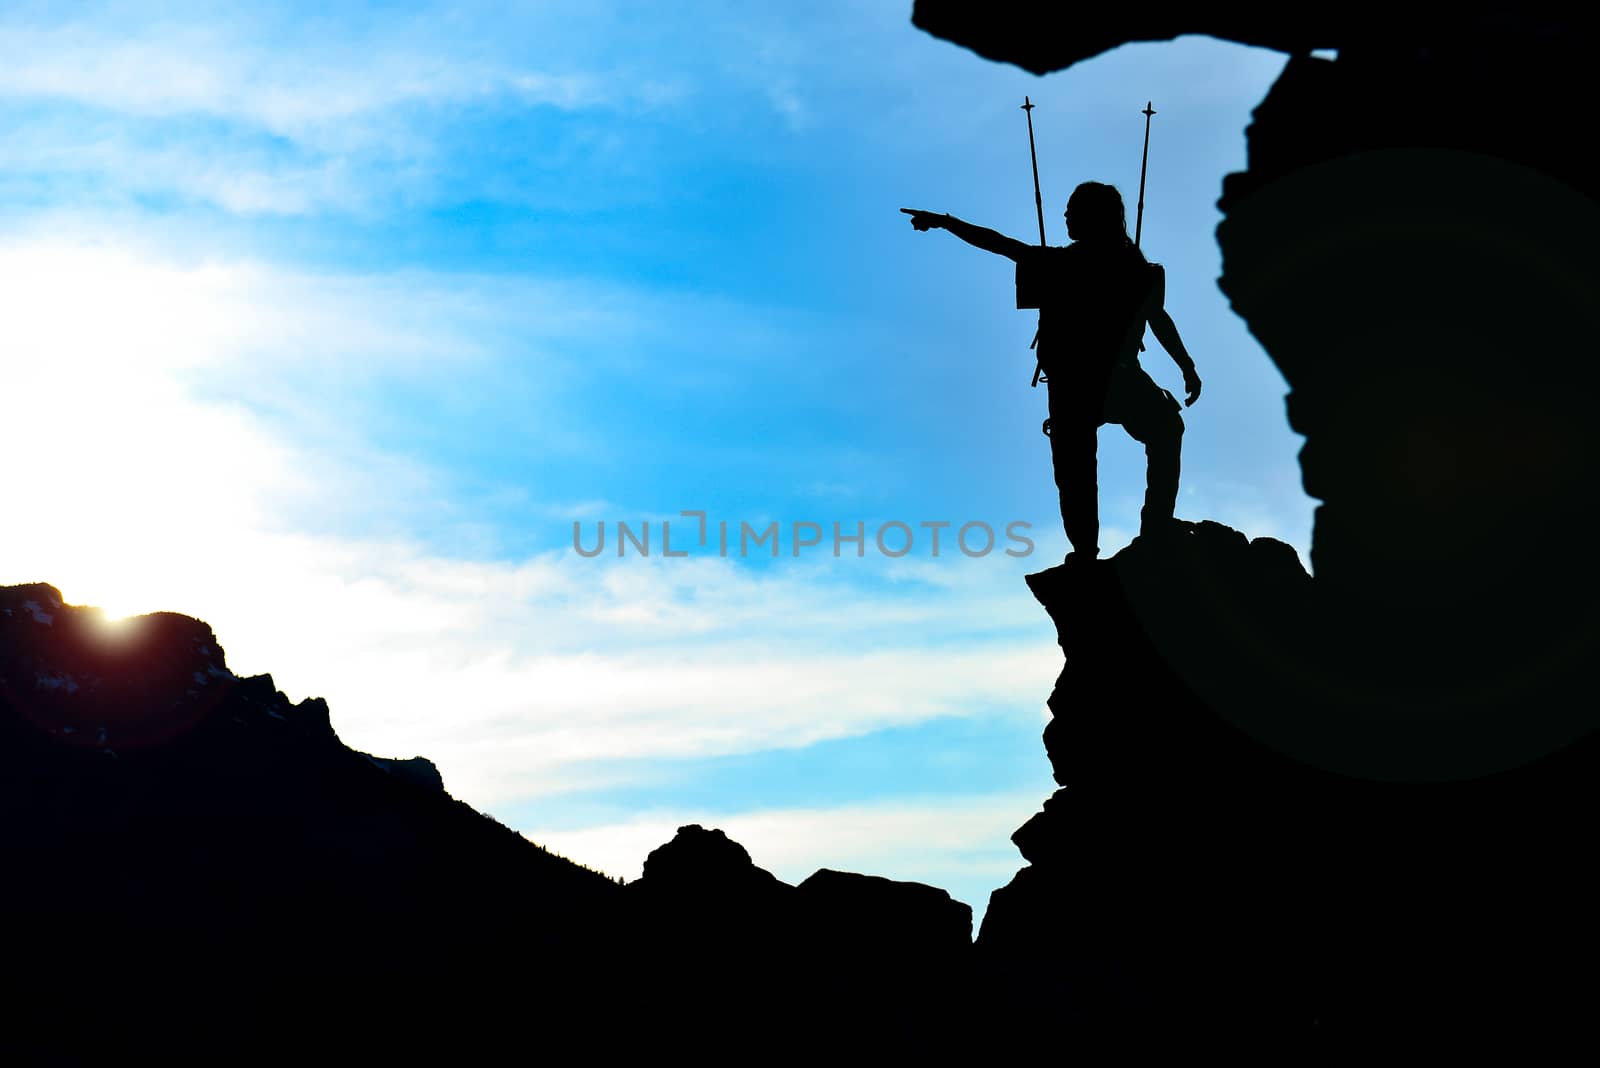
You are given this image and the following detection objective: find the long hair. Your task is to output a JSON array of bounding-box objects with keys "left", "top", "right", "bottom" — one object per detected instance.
[{"left": 1067, "top": 181, "right": 1144, "bottom": 259}]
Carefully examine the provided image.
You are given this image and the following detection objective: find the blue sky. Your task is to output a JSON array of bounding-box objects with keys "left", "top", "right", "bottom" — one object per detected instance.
[{"left": 0, "top": 3, "right": 1305, "bottom": 919}]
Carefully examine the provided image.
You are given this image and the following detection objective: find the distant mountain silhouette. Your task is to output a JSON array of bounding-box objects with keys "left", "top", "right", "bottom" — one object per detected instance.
[
  {"left": 1, "top": 585, "right": 975, "bottom": 1062},
  {"left": 0, "top": 583, "right": 624, "bottom": 1063}
]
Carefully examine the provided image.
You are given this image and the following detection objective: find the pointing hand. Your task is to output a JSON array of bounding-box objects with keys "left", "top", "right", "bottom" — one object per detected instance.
[{"left": 900, "top": 208, "right": 944, "bottom": 232}]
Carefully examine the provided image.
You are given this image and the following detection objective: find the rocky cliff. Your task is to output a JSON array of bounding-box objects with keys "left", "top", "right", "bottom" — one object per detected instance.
[
  {"left": 911, "top": 6, "right": 1600, "bottom": 1057},
  {"left": 976, "top": 525, "right": 1598, "bottom": 1059}
]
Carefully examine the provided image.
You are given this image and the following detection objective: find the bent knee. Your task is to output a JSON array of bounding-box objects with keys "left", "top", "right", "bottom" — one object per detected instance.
[
  {"left": 1159, "top": 393, "right": 1184, "bottom": 436},
  {"left": 1134, "top": 409, "right": 1183, "bottom": 446}
]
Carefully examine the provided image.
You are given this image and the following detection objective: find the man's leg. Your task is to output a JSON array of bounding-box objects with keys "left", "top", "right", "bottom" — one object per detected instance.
[
  {"left": 1109, "top": 366, "right": 1185, "bottom": 533},
  {"left": 1048, "top": 393, "right": 1100, "bottom": 558}
]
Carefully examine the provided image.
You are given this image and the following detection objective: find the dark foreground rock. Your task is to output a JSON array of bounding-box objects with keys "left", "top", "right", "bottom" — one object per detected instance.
[
  {"left": 917, "top": 6, "right": 1598, "bottom": 1059},
  {"left": 976, "top": 526, "right": 1599, "bottom": 1061},
  {"left": 620, "top": 824, "right": 974, "bottom": 1056}
]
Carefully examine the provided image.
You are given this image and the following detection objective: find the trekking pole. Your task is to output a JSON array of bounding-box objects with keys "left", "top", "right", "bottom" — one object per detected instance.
[
  {"left": 1023, "top": 97, "right": 1047, "bottom": 246},
  {"left": 1133, "top": 101, "right": 1156, "bottom": 354},
  {"left": 1023, "top": 96, "right": 1049, "bottom": 389},
  {"left": 1135, "top": 101, "right": 1155, "bottom": 249}
]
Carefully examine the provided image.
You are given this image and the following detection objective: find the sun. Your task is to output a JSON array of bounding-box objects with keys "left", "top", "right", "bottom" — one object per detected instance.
[
  {"left": 93, "top": 604, "right": 141, "bottom": 627},
  {"left": 63, "top": 583, "right": 151, "bottom": 628}
]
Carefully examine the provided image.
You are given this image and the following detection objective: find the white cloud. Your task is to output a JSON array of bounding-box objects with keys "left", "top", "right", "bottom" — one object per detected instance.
[
  {"left": 0, "top": 20, "right": 610, "bottom": 142},
  {"left": 0, "top": 236, "right": 1060, "bottom": 816},
  {"left": 0, "top": 6, "right": 674, "bottom": 216}
]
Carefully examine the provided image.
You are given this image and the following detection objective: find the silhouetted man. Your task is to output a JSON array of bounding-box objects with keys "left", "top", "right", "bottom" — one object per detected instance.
[{"left": 905, "top": 182, "right": 1201, "bottom": 559}]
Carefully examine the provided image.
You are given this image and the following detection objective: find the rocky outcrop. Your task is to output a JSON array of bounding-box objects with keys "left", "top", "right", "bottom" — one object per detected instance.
[
  {"left": 621, "top": 824, "right": 974, "bottom": 1056},
  {"left": 910, "top": 4, "right": 1587, "bottom": 102},
  {"left": 975, "top": 526, "right": 1599, "bottom": 1059},
  {"left": 626, "top": 825, "right": 971, "bottom": 955},
  {"left": 1213, "top": 47, "right": 1599, "bottom": 785},
  {"left": 368, "top": 754, "right": 447, "bottom": 792},
  {"left": 797, "top": 868, "right": 971, "bottom": 958},
  {"left": 912, "top": 2, "right": 1341, "bottom": 73},
  {"left": 639, "top": 823, "right": 791, "bottom": 892},
  {"left": 623, "top": 823, "right": 801, "bottom": 994}
]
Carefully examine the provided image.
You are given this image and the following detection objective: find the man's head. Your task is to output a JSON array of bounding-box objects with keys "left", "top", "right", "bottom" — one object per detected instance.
[{"left": 1065, "top": 181, "right": 1131, "bottom": 245}]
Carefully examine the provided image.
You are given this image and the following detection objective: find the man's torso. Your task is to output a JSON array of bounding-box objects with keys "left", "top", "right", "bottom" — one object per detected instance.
[{"left": 1022, "top": 242, "right": 1159, "bottom": 385}]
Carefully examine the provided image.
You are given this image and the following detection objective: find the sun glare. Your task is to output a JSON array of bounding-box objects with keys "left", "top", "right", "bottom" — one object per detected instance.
[
  {"left": 60, "top": 578, "right": 157, "bottom": 628},
  {"left": 94, "top": 604, "right": 141, "bottom": 626}
]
